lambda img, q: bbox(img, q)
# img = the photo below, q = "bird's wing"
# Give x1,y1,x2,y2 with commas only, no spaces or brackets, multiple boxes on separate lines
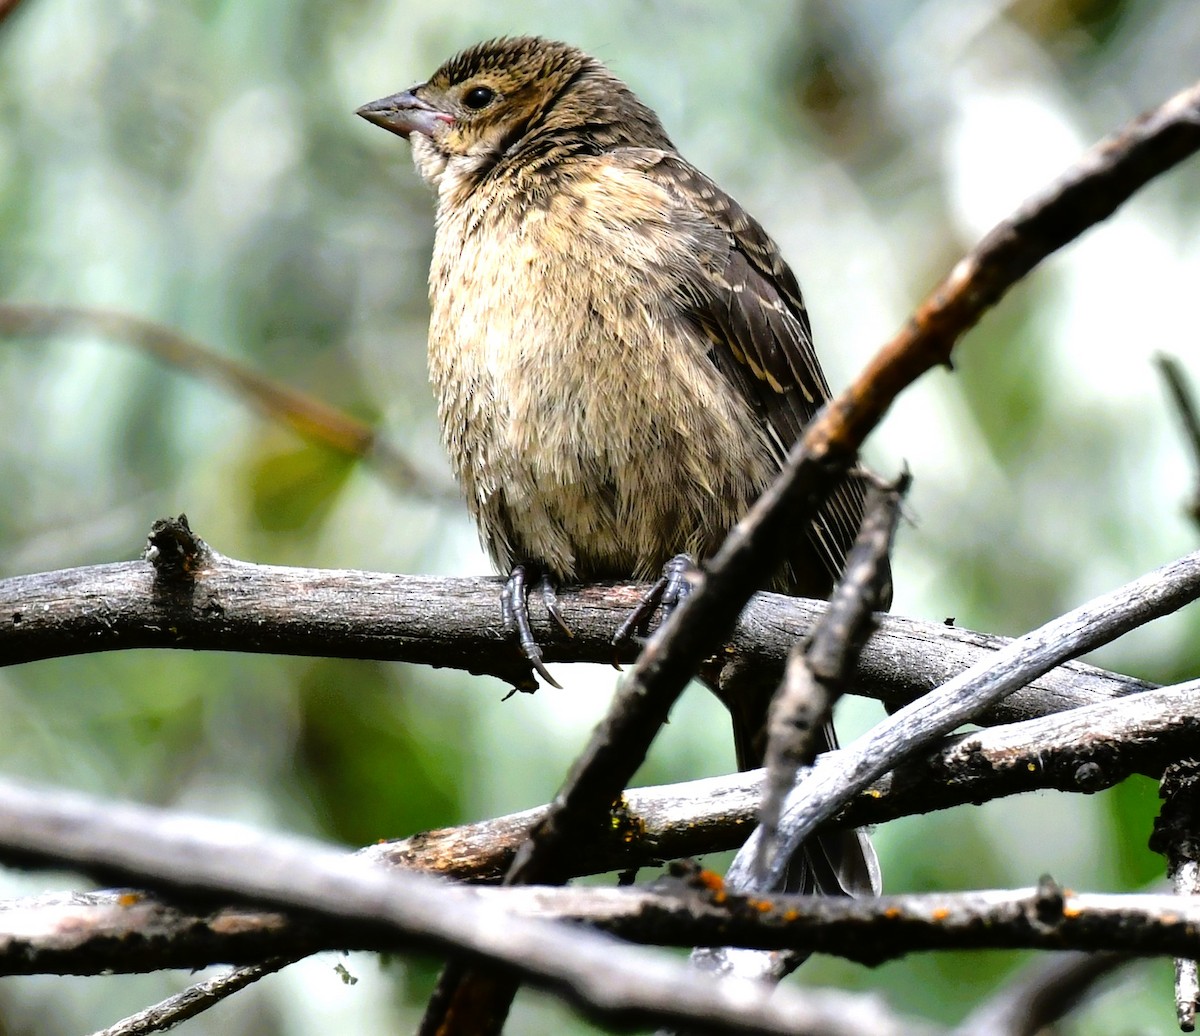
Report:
609,148,866,586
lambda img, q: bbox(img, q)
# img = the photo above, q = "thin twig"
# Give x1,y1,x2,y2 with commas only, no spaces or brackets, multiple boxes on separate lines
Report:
505,74,1200,890
758,475,906,884
951,952,1131,1036
1176,863,1200,1032
725,550,1200,895
0,303,452,501
1156,353,1200,529
88,959,289,1036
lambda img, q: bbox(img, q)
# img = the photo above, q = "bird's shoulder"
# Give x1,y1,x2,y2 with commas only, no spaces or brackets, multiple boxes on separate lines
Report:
600,149,807,305
583,148,830,434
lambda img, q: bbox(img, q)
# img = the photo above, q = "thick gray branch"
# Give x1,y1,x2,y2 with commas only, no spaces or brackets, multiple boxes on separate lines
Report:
0,548,1152,722
0,776,922,1036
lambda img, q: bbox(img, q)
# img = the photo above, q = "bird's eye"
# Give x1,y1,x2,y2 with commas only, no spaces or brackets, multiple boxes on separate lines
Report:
462,85,496,110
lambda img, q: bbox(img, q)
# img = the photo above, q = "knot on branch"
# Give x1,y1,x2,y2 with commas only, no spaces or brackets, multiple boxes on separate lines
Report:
1150,760,1200,870
144,515,208,582
1058,748,1124,793
1072,760,1110,792
1032,874,1066,926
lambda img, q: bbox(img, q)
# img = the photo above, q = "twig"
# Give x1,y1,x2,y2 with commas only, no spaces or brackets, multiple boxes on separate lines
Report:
505,74,1200,890
88,959,288,1036
0,303,452,501
1177,865,1200,1032
758,475,906,884
950,952,1131,1036
726,549,1200,893
1156,354,1200,529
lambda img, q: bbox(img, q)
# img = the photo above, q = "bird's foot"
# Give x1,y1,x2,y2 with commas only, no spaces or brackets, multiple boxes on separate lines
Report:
613,553,696,646
501,564,571,689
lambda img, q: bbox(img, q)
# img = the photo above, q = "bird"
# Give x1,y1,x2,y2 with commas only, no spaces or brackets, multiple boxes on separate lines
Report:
358,36,881,896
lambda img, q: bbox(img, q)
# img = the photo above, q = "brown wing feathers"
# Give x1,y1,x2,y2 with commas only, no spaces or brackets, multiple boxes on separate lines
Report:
644,154,866,586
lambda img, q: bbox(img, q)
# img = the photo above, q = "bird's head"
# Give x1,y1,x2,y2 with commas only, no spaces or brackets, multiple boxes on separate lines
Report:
357,36,671,195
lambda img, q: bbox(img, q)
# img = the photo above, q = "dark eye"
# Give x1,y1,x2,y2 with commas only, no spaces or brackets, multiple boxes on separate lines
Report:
462,85,495,109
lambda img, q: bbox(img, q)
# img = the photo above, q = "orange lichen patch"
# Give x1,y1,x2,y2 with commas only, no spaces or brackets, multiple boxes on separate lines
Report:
931,907,950,921
116,892,143,907
884,906,902,919
1062,902,1082,918
783,908,800,922
695,869,725,893
746,898,774,914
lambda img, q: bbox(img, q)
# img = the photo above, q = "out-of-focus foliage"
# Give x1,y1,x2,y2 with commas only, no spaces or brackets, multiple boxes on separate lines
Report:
0,0,1198,1032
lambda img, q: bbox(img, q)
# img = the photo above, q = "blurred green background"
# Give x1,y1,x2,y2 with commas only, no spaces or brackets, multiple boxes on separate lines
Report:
2,0,1199,1032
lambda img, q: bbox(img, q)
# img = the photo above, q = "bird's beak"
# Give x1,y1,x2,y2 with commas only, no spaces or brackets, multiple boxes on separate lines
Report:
356,89,455,139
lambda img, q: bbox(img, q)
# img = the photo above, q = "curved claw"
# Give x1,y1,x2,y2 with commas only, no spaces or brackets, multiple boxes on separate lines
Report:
613,553,696,647
501,565,563,689
539,575,573,637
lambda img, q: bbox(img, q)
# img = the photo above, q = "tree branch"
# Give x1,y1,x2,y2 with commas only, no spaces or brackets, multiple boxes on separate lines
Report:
502,74,1200,893
1157,353,1200,530
949,952,1131,1036
0,303,452,501
3,680,1196,974
0,525,1156,722
7,879,1200,975
0,777,925,1036
87,959,288,1036
726,550,1200,893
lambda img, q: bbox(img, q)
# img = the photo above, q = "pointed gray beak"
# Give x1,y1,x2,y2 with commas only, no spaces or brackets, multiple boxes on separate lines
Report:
356,89,454,139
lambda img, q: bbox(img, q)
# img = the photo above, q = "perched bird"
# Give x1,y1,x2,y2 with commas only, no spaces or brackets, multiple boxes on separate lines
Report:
359,37,880,895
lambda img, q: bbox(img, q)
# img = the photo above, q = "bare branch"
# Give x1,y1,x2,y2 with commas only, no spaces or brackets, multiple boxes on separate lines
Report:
726,550,1200,893
0,778,925,1036
0,303,452,501
8,880,1200,974
502,74,1200,894
758,475,905,886
365,679,1200,882
88,960,288,1036
950,952,1131,1036
1157,353,1200,530
0,531,1154,720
